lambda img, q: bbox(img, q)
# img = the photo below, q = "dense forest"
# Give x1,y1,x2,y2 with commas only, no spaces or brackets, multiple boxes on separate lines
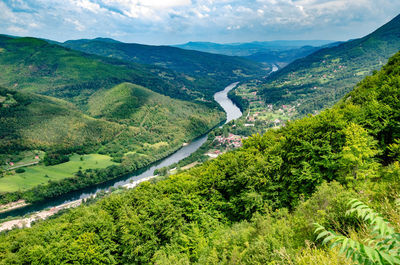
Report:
0,47,399,264
260,13,400,116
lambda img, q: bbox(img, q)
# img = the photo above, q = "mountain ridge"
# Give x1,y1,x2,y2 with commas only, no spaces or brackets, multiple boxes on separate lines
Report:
260,13,400,116
60,37,268,97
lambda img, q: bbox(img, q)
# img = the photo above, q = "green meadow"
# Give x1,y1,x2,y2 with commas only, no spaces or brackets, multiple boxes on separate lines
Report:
0,154,116,193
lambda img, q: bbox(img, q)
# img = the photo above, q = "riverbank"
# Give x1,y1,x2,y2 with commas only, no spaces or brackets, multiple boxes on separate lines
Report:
0,174,159,232
0,158,206,232
0,200,29,214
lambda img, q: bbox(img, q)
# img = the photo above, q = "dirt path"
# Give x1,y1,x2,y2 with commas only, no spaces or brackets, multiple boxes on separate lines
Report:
7,161,39,171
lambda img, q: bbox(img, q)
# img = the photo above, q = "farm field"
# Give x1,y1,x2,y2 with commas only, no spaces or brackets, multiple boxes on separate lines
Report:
0,154,117,193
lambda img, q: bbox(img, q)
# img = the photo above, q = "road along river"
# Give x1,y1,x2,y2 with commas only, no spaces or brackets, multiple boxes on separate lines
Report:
0,82,243,227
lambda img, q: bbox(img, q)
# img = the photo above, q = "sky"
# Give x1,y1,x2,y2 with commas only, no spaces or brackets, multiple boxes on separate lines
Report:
1,0,400,45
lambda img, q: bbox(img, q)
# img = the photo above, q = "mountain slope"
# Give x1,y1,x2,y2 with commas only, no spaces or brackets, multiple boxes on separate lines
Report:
0,86,121,155
0,35,208,107
1,48,399,264
260,13,400,116
61,38,267,96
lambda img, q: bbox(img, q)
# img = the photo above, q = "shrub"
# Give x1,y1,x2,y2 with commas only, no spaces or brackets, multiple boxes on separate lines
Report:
15,168,25,173
314,199,400,265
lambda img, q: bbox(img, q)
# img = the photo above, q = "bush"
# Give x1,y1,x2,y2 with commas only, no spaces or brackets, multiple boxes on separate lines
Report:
15,168,25,173
43,152,70,166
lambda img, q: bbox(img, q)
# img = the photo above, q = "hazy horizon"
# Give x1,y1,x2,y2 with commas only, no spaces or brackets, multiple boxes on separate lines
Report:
1,0,400,45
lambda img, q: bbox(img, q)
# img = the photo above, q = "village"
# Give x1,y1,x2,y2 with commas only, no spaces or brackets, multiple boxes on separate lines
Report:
234,82,298,129
205,133,245,158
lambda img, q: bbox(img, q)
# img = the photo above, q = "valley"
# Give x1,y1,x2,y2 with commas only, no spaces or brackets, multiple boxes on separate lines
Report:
0,5,399,264
0,82,242,225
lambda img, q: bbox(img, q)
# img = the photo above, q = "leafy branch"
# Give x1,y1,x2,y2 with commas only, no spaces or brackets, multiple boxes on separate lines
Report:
314,199,400,264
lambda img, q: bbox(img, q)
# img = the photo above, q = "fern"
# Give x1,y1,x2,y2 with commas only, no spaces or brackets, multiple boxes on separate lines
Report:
314,199,400,265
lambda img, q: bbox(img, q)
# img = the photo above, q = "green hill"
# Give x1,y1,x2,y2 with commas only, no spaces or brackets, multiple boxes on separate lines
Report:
260,13,400,116
0,86,121,154
61,38,267,96
0,35,211,107
0,48,399,264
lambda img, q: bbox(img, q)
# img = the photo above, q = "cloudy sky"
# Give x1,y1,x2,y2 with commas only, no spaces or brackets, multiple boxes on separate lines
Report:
1,0,400,44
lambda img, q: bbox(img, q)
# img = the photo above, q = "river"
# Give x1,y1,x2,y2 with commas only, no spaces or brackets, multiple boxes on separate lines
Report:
0,82,242,220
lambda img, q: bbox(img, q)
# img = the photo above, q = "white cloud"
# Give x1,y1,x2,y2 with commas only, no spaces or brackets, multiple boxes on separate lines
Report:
0,0,399,43
73,0,104,13
6,26,28,34
65,18,86,31
139,0,191,8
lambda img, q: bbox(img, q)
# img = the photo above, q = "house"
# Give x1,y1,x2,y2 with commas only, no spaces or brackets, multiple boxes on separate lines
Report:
273,119,281,126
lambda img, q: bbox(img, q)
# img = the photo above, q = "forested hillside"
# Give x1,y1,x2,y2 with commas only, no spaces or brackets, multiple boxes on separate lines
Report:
0,35,215,106
1,48,398,264
61,38,267,98
261,13,400,116
0,86,121,155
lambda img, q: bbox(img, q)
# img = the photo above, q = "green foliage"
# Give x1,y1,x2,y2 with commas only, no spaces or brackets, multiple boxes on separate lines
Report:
314,199,400,265
338,123,380,182
43,152,70,166
14,168,25,174
388,139,400,160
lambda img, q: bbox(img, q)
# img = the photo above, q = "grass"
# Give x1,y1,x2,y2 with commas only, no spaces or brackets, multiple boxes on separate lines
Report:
0,154,116,192
3,151,45,170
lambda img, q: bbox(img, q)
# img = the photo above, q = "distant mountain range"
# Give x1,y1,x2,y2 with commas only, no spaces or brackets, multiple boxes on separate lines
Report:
60,38,267,98
260,13,400,116
244,42,342,67
173,40,335,56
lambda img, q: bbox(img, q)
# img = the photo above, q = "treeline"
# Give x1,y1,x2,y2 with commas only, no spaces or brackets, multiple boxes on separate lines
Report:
0,52,398,264
227,88,249,112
